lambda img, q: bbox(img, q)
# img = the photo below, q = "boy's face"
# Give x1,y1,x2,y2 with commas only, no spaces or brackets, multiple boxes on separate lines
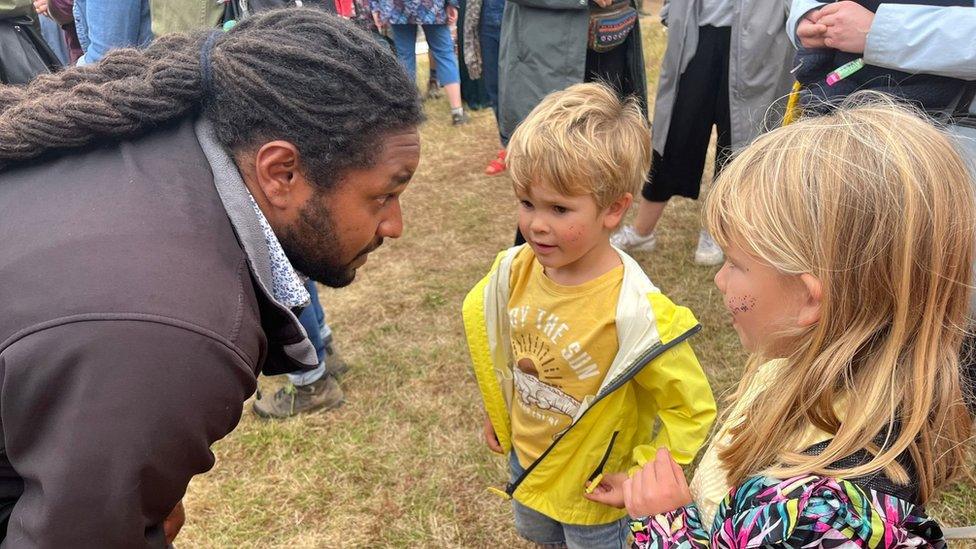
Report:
516,181,628,277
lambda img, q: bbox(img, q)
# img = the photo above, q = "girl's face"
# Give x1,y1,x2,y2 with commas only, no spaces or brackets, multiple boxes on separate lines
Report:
713,241,818,355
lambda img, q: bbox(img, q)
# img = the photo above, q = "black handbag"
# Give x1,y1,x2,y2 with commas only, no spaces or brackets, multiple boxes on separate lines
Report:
0,16,61,84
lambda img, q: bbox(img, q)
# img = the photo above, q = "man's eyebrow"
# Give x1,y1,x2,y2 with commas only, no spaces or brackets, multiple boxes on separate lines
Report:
389,172,413,188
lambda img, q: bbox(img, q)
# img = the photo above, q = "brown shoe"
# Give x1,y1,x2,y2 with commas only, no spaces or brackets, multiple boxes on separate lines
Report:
253,374,344,419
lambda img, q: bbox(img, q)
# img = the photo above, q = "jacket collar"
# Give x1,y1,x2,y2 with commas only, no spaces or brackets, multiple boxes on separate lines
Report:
193,116,318,370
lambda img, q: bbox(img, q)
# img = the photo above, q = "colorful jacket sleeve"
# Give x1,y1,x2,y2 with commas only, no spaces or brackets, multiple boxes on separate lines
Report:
630,475,947,548
631,293,716,468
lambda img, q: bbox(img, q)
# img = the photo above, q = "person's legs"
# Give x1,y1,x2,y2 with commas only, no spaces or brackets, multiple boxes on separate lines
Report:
563,518,629,549
253,281,345,419
481,22,507,174
390,24,419,83
509,452,567,547
422,24,466,123
615,26,727,255
692,25,732,266
426,48,443,99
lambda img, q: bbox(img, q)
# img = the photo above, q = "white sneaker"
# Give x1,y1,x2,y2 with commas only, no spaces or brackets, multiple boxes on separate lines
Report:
694,230,724,266
611,225,657,252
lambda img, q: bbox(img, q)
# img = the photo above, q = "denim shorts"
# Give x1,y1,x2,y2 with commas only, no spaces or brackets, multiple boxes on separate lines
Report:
509,452,629,549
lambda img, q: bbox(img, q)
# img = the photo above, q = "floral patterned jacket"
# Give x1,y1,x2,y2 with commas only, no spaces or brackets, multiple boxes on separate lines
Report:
369,0,458,25
631,475,945,548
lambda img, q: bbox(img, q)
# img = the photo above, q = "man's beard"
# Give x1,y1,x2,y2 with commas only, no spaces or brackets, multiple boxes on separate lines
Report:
277,194,377,288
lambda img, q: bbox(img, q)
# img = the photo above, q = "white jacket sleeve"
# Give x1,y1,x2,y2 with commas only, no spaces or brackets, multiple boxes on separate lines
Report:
864,5,976,80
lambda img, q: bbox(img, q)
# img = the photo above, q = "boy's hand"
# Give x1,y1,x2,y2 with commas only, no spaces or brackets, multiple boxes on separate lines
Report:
582,472,628,508
622,448,692,518
483,416,503,453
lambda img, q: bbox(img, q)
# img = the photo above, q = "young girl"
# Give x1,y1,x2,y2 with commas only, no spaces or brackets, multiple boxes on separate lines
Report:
623,100,975,546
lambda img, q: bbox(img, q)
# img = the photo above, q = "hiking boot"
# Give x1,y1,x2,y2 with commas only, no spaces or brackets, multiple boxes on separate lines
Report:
611,225,657,252
694,229,724,266
252,374,344,419
425,78,443,100
452,111,469,126
323,342,349,378
485,149,507,176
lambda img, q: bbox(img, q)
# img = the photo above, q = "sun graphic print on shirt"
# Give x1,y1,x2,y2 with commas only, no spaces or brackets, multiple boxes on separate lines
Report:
505,254,622,464
512,333,583,421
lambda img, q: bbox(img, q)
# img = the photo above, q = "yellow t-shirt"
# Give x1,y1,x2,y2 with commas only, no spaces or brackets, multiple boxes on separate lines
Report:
507,251,623,468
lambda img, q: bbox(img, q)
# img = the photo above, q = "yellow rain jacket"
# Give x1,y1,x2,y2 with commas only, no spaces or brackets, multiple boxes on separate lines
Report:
462,245,716,525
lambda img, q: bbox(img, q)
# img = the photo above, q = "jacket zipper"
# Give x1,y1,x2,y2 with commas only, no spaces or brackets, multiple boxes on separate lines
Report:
505,323,702,497
587,431,620,483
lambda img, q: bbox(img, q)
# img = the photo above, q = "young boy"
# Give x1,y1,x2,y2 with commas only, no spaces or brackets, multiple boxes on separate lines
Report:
462,83,716,548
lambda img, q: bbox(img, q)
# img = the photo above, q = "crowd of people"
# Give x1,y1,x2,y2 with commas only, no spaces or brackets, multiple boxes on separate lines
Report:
0,0,974,546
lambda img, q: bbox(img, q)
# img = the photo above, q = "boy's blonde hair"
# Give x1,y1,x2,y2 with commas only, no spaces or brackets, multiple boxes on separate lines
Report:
705,96,975,503
507,83,651,209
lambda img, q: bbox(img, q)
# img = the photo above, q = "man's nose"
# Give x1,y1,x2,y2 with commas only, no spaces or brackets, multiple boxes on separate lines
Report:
379,201,404,239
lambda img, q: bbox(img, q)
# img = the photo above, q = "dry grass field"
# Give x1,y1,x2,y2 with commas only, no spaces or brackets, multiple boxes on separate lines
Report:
180,15,976,547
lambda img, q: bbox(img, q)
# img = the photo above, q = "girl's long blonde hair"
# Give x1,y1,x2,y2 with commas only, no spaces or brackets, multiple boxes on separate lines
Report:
705,96,975,503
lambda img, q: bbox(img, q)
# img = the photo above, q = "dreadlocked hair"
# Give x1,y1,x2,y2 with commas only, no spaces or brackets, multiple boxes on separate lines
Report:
0,8,424,182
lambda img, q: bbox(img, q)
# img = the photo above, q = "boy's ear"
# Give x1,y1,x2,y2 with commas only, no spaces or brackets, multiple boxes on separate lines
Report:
796,273,823,327
602,192,633,230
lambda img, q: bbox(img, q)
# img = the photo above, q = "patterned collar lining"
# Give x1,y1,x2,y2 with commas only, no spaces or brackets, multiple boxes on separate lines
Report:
246,193,310,309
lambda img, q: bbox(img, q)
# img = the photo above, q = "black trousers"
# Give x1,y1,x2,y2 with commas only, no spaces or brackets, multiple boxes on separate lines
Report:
642,25,732,203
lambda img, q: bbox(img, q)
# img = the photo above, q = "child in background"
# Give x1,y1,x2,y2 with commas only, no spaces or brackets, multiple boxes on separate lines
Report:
462,83,716,548
620,98,974,547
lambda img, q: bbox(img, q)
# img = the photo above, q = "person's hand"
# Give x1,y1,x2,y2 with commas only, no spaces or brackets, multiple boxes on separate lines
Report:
593,0,613,7
796,8,828,48
371,10,385,29
622,448,692,518
446,5,458,25
32,0,49,16
582,472,629,508
817,1,874,53
163,500,186,545
483,416,503,453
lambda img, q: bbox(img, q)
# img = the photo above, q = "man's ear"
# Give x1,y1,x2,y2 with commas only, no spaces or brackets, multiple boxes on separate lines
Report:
252,140,306,210
603,192,633,230
797,273,823,327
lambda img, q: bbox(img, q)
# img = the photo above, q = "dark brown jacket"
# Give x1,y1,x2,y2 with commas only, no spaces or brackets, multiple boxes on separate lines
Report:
0,117,316,547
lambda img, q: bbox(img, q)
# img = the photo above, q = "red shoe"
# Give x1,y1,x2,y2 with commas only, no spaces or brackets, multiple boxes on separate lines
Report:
485,149,507,176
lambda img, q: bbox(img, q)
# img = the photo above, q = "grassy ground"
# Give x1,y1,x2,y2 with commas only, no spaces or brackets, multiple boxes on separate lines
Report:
180,16,976,547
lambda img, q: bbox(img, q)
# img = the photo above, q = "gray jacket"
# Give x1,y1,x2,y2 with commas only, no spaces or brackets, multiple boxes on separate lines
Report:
497,0,648,139
0,117,315,546
653,0,796,152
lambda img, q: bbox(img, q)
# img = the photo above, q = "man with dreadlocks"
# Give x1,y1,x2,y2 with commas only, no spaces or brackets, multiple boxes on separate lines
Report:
0,8,423,546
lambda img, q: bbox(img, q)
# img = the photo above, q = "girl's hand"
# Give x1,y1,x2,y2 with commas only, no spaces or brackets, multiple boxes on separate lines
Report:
582,472,628,508
483,416,503,453
446,5,458,25
622,448,692,518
